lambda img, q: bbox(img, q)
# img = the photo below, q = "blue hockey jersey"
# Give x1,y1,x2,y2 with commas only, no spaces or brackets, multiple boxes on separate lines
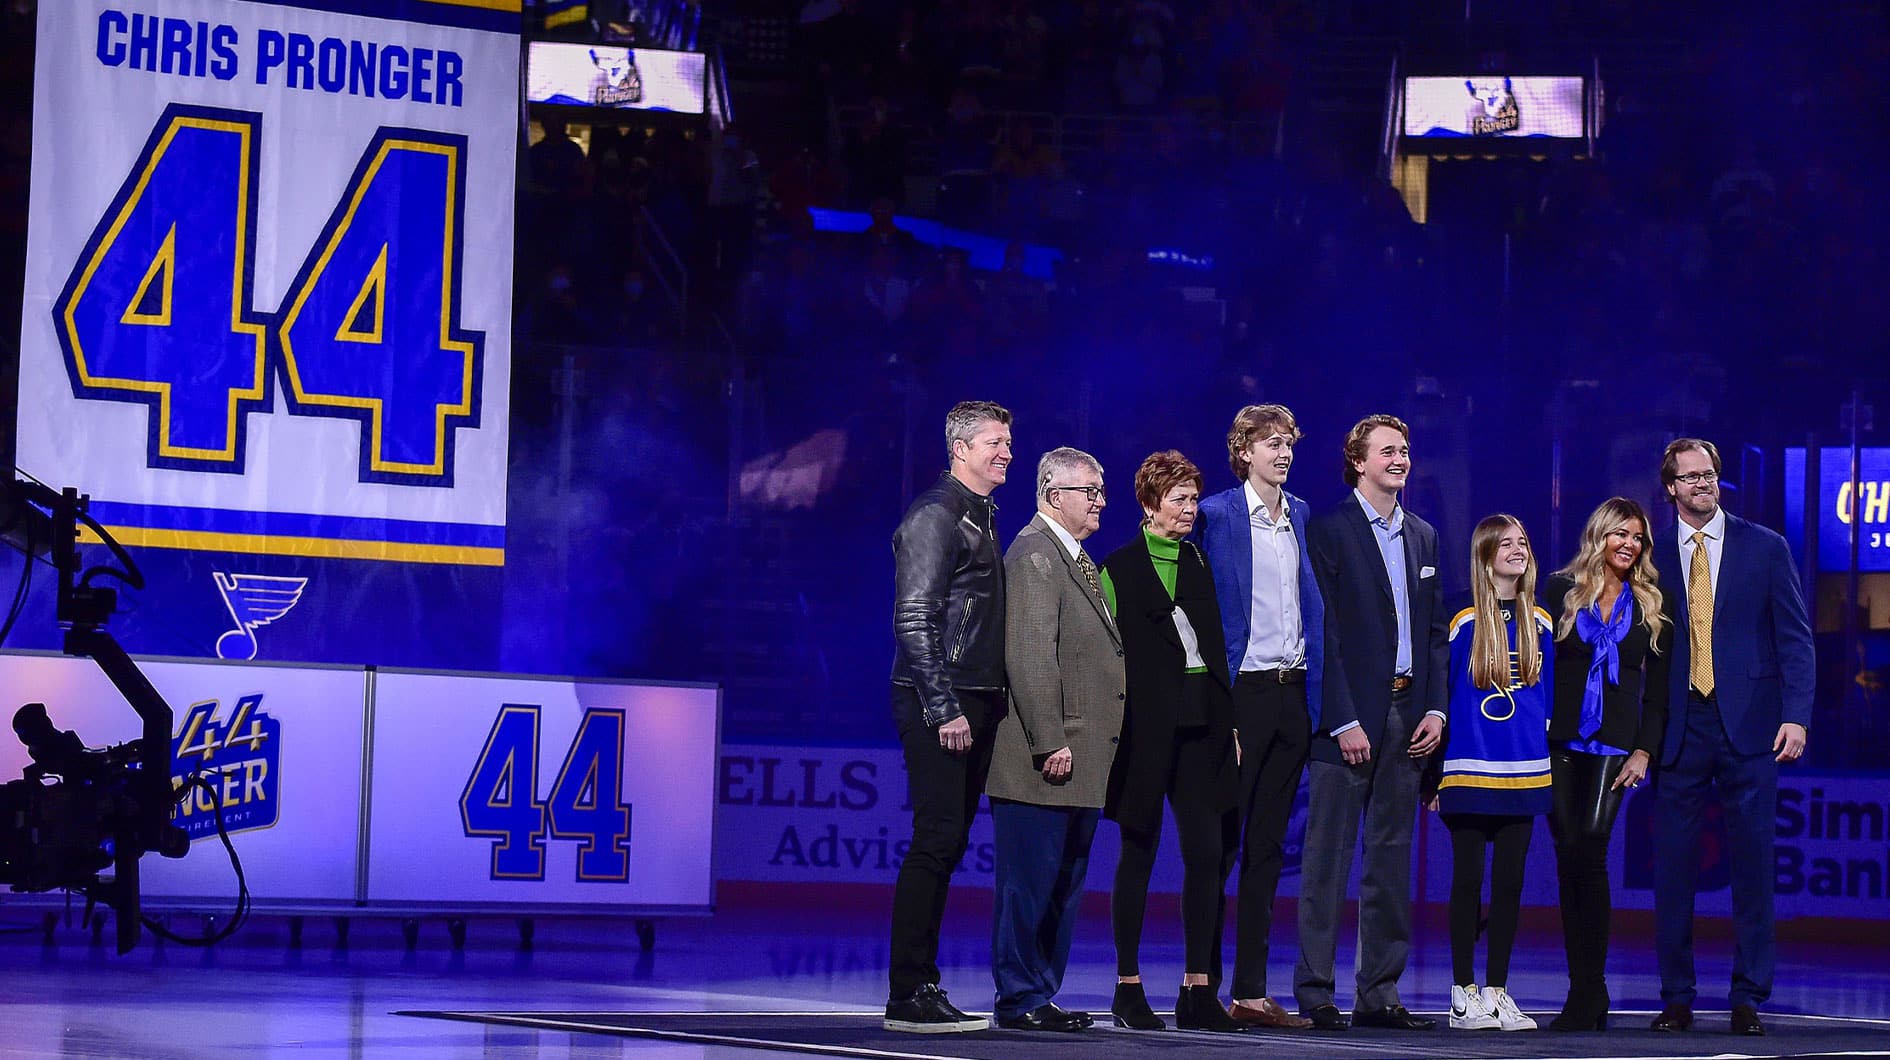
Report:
1437,602,1555,816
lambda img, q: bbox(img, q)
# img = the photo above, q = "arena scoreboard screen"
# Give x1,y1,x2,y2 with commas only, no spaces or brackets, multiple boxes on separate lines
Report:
526,42,706,114
1403,75,1586,139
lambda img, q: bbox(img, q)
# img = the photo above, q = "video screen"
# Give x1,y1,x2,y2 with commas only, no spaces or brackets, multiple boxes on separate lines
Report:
1403,76,1584,139
526,42,706,113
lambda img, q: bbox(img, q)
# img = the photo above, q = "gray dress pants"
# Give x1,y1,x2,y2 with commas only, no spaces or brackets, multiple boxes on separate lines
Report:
1293,696,1424,1013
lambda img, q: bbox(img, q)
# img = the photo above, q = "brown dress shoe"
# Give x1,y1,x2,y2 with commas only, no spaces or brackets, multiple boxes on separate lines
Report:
1230,998,1314,1029
1649,1003,1694,1032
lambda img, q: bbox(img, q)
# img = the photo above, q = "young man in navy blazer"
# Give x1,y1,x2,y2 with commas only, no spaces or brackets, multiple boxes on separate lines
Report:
1648,439,1814,1038
1191,405,1321,1029
1293,414,1447,1032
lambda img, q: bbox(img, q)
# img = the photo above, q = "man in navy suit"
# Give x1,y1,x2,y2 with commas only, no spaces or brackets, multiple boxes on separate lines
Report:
1649,438,1814,1038
1292,414,1447,1032
1192,405,1321,1029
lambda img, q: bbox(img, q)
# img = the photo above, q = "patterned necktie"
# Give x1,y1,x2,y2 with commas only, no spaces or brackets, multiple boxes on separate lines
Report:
1687,530,1715,697
1077,551,1112,626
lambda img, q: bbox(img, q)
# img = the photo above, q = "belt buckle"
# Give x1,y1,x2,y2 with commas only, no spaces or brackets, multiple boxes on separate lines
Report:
1391,675,1412,693
1276,668,1292,684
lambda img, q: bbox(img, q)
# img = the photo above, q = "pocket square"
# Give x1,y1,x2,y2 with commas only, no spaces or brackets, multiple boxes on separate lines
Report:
1419,565,1436,579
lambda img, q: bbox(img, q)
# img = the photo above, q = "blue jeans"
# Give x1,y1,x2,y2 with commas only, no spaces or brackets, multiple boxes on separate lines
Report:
990,799,1100,1019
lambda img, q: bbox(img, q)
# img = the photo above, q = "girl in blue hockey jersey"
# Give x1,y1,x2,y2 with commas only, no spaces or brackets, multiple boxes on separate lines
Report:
1433,514,1554,1031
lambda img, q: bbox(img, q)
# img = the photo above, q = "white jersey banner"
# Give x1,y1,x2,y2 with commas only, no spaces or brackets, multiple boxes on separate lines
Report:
17,0,519,566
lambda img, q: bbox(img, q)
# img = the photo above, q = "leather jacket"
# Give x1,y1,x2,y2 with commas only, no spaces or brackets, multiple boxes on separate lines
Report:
891,472,1007,725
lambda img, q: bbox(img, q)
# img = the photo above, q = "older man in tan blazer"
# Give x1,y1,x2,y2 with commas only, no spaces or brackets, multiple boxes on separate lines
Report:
987,447,1126,1032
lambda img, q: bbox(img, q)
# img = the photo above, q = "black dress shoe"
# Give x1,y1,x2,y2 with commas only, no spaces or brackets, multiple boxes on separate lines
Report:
883,984,989,1033
1302,1003,1350,1031
1649,1003,1694,1032
1353,1004,1438,1030
1731,1004,1765,1036
1110,982,1167,1031
997,1003,1087,1032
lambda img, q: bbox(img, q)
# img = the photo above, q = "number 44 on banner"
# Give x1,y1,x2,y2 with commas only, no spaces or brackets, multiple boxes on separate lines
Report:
54,102,485,486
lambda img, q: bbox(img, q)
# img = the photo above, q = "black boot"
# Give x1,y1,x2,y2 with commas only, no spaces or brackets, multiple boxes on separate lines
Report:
1175,985,1244,1033
1550,859,1610,1031
1111,982,1166,1031
1550,985,1609,1031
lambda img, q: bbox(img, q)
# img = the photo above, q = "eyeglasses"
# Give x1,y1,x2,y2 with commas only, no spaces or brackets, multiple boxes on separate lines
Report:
1048,484,1106,502
1674,470,1719,486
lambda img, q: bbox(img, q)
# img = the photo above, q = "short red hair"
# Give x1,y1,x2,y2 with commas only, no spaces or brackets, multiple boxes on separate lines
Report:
1134,450,1203,513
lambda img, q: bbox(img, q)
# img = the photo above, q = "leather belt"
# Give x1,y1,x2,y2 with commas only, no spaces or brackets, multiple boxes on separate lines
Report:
1391,675,1414,693
1245,667,1306,685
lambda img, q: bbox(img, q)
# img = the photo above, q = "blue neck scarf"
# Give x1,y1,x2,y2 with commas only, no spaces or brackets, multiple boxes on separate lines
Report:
1573,590,1633,740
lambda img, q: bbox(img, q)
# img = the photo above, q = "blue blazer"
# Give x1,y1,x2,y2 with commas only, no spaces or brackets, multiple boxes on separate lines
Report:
1306,498,1448,764
1656,512,1815,765
1191,484,1324,730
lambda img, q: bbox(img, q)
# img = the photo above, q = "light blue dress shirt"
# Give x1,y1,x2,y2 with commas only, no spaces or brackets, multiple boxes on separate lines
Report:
1357,489,1413,677
1331,489,1432,740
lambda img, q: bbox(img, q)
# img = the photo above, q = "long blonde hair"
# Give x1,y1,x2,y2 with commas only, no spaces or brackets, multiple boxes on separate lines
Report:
1469,514,1542,690
1553,497,1667,647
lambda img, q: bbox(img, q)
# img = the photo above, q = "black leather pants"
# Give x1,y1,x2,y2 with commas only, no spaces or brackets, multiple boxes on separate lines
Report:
1551,748,1628,844
1548,747,1628,1000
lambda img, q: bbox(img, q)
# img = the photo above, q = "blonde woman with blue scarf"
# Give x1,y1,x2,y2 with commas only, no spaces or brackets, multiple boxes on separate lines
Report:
1540,498,1672,1031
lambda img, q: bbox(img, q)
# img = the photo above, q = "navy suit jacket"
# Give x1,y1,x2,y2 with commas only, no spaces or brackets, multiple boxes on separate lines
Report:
1657,512,1815,765
1305,497,1449,766
1191,484,1324,730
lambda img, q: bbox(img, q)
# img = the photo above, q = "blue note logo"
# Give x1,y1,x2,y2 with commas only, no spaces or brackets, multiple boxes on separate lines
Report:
213,572,308,660
172,694,281,840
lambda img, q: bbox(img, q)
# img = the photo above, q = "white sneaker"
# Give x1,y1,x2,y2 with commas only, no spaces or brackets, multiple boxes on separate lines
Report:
1450,984,1500,1030
1484,986,1538,1031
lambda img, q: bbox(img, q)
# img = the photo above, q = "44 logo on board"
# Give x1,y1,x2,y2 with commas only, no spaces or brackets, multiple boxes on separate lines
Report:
171,694,282,840
460,705,634,883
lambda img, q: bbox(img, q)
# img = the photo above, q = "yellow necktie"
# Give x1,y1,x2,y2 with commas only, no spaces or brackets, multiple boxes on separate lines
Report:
1688,530,1714,697
1077,551,1113,628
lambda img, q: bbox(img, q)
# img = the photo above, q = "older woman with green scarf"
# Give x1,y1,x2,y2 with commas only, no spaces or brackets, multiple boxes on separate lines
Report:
1098,449,1241,1033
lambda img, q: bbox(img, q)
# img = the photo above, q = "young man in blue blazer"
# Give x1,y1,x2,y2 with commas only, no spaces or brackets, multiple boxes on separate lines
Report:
1190,405,1322,1029
1648,438,1814,1038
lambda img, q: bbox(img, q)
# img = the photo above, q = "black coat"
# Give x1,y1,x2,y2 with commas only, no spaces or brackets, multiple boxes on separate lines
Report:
891,473,1007,725
1305,497,1448,765
1101,534,1237,835
1541,575,1673,755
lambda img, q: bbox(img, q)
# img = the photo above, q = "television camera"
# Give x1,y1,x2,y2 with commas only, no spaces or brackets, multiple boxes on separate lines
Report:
1,479,192,952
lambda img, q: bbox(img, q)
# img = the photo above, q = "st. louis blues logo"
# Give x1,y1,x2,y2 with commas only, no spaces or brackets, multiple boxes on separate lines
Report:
213,572,308,660
173,694,282,840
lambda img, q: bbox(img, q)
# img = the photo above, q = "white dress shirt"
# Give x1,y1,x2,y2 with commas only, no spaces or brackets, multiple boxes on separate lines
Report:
1175,607,1208,670
1239,481,1304,672
1041,511,1084,563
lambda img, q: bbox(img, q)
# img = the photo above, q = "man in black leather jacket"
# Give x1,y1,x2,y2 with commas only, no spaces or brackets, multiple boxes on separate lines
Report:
884,400,1012,1034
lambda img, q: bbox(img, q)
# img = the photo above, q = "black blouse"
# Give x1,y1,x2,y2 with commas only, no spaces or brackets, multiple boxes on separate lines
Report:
1541,574,1674,756
1100,534,1236,834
